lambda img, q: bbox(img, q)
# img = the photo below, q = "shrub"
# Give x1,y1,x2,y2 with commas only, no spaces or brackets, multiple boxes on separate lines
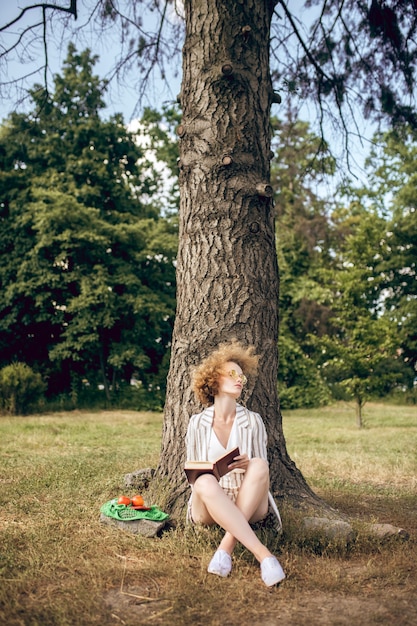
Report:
278,380,331,409
0,363,46,415
44,382,166,412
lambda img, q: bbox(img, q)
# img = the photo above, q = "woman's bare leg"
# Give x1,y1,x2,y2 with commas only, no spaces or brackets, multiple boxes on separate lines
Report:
218,458,270,555
191,459,271,562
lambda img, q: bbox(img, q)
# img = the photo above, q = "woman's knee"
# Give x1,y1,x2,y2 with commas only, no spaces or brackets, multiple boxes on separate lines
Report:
192,473,220,498
247,457,269,483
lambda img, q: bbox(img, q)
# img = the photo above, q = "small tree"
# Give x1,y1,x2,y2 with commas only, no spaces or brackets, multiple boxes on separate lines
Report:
314,207,411,425
0,363,45,415
317,316,403,427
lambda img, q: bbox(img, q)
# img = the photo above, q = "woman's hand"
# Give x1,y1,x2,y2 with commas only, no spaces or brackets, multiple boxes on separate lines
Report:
228,453,249,471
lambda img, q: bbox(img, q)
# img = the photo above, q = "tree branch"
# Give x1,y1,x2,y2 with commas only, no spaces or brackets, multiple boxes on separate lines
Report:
0,1,78,108
0,1,77,33
0,21,43,59
275,0,333,84
42,5,48,97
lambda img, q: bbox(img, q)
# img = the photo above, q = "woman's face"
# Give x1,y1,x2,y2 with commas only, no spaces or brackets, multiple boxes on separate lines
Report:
217,361,247,399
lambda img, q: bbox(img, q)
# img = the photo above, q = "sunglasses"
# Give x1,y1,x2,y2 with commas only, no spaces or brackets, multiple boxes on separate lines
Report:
227,369,247,386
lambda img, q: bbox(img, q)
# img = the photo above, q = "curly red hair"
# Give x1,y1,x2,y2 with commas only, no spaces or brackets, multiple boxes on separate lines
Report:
192,339,259,406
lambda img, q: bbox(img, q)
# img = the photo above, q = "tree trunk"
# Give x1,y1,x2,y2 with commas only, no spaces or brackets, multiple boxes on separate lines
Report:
157,0,321,519
99,347,111,402
356,397,364,428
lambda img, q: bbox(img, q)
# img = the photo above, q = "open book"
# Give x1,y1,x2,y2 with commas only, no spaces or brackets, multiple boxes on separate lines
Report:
184,446,240,484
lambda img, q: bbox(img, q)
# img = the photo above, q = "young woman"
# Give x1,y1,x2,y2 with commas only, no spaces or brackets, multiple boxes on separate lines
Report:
186,340,285,587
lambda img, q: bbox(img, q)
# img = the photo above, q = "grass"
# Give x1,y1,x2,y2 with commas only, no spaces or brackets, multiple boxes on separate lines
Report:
0,403,416,626
283,402,417,497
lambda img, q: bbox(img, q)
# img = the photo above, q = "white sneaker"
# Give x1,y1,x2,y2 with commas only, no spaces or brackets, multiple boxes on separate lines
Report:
207,549,232,577
260,556,285,587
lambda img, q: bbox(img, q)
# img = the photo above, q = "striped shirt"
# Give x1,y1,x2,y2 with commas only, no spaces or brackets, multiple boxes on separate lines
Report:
185,403,282,529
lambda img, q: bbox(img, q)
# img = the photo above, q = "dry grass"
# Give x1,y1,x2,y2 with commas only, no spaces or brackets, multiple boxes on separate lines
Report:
0,403,416,625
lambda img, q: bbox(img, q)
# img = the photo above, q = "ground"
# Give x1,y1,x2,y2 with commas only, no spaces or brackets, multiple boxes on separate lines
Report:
103,492,417,626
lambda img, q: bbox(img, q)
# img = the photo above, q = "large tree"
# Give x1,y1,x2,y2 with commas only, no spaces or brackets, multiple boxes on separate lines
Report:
157,0,417,517
311,205,408,427
2,0,417,520
159,1,319,516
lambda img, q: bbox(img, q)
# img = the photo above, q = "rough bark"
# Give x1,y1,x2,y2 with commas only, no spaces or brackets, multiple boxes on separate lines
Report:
157,0,322,519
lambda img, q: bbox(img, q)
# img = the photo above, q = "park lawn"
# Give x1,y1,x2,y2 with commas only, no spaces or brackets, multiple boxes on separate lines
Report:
0,402,416,626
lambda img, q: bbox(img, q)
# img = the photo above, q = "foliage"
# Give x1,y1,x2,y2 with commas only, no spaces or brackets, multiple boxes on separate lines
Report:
2,44,417,416
136,105,181,215
272,113,416,413
0,362,45,415
3,0,417,519
0,45,177,402
273,0,417,138
315,316,405,427
313,203,414,424
277,333,331,409
357,127,417,373
272,112,337,408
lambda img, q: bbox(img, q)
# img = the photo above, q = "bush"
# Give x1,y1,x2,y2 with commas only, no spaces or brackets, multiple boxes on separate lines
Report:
278,380,331,410
115,383,165,412
379,385,417,406
44,382,165,413
0,363,46,415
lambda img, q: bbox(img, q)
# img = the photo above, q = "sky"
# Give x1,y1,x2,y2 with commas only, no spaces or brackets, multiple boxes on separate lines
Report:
0,1,182,123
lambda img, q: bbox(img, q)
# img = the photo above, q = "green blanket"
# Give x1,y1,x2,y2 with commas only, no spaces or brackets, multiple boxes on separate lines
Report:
100,499,169,522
